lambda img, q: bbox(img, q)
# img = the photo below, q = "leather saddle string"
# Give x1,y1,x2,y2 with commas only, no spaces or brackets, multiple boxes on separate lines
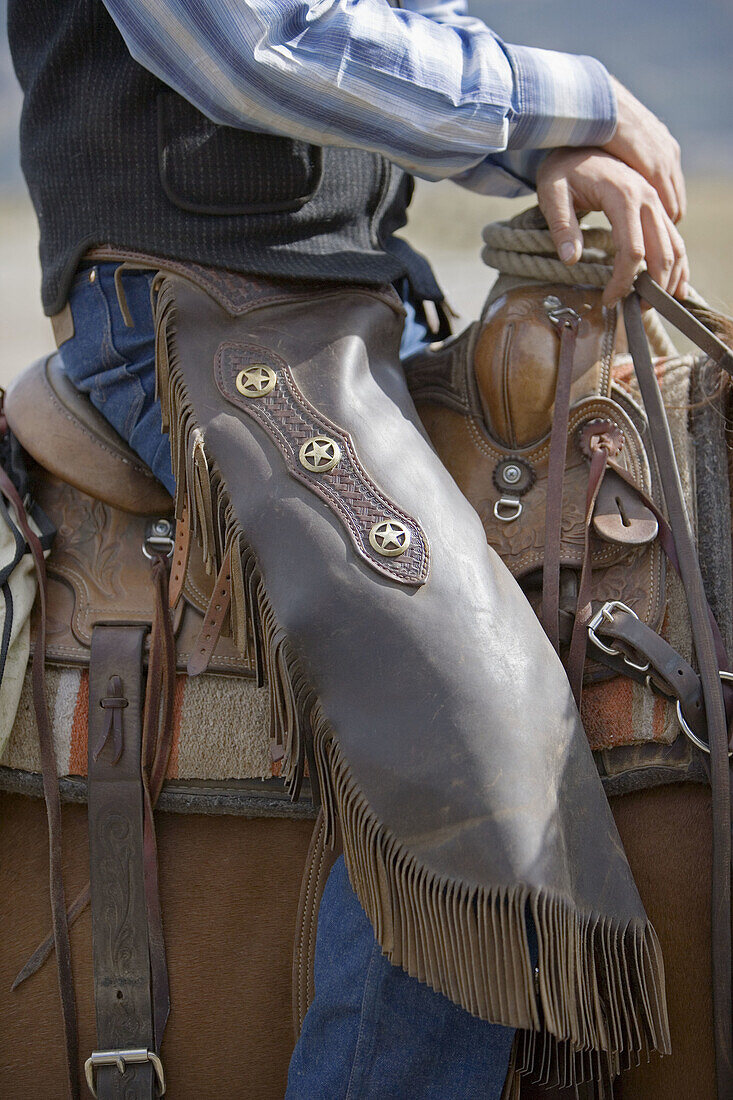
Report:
0,464,80,1100
624,292,733,1098
541,312,580,651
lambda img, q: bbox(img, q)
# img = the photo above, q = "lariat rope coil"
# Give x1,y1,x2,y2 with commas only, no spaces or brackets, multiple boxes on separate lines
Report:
480,206,708,360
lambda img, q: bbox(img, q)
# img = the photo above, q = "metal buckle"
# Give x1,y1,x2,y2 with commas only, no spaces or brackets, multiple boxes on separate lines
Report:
85,1049,166,1097
493,496,523,523
676,671,733,757
587,600,650,673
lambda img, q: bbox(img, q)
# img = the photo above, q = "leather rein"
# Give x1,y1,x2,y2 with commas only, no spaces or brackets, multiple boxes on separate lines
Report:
625,277,733,1098
588,274,733,1097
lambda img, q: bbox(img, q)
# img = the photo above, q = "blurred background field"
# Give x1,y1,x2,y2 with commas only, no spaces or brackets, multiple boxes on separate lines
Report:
1,0,731,383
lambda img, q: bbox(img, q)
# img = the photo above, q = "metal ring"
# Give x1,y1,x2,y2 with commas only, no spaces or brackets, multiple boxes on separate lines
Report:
493,497,523,523
676,670,733,757
142,536,175,560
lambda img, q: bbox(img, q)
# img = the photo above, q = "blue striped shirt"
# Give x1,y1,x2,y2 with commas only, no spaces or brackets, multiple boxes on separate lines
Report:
101,0,617,196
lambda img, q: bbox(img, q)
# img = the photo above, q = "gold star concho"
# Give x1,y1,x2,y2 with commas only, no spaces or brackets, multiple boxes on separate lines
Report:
299,435,341,474
369,519,411,557
235,364,277,398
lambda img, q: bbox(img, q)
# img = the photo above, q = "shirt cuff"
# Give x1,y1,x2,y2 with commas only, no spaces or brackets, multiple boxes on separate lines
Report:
501,43,617,151
451,148,551,197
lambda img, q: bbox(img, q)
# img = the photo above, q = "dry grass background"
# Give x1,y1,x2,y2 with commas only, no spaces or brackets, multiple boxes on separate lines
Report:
0,176,731,387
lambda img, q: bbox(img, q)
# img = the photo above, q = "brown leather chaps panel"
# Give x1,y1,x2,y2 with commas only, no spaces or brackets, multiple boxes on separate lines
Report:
0,792,313,1100
154,272,669,1083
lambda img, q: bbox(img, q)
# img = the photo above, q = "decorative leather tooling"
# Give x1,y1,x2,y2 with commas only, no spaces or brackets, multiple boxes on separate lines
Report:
215,341,429,585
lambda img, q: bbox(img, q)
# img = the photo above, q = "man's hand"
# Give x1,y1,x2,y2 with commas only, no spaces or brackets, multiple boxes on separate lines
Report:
603,77,686,225
536,148,689,307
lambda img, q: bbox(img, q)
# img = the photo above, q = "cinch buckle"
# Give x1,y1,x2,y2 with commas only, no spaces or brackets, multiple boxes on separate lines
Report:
587,600,650,674
85,1048,166,1097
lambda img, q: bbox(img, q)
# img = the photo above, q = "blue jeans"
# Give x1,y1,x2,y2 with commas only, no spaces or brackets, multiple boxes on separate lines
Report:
287,857,516,1099
60,262,516,1099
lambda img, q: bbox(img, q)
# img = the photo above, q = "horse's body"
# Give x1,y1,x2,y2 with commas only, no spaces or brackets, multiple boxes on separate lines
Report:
0,783,716,1099
0,794,315,1099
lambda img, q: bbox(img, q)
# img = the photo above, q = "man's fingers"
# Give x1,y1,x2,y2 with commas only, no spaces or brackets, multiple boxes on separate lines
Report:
648,171,680,226
538,177,583,265
672,157,688,224
639,203,676,292
603,200,646,307
639,204,689,301
664,215,689,300
535,148,691,305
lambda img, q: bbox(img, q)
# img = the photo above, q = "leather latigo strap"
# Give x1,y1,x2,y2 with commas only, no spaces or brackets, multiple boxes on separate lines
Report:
541,304,580,651
88,624,157,1100
154,268,669,1086
624,292,733,1098
636,270,733,373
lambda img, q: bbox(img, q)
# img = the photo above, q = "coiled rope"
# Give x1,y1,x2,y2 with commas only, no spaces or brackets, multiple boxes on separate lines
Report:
480,206,687,358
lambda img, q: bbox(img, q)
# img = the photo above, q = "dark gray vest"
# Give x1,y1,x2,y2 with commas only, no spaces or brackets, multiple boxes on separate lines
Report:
8,0,439,316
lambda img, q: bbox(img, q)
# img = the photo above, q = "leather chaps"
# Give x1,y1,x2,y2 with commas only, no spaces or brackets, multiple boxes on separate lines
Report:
152,268,670,1086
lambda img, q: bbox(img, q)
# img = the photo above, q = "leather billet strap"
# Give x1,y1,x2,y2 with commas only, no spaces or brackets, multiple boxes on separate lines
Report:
588,601,710,735
624,291,733,1098
13,555,176,1069
87,624,157,1100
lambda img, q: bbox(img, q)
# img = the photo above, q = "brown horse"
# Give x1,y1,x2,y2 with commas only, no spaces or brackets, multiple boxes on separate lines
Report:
0,783,716,1099
1,302,731,1099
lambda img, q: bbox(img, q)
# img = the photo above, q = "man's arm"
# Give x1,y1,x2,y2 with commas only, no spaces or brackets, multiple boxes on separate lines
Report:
101,0,616,187
102,0,688,303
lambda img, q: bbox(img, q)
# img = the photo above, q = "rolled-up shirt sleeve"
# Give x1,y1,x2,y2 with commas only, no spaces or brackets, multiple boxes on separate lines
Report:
101,0,617,195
